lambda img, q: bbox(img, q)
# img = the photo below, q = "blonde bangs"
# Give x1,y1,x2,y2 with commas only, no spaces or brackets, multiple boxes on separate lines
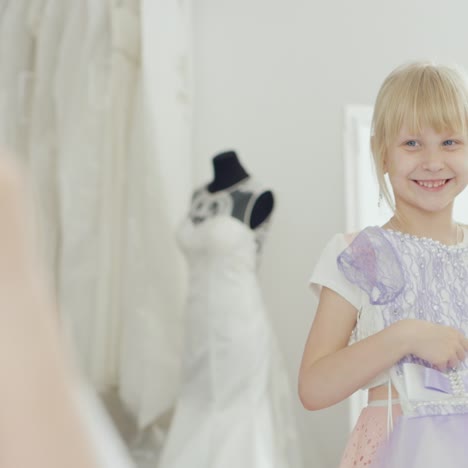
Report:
400,67,468,140
374,63,468,149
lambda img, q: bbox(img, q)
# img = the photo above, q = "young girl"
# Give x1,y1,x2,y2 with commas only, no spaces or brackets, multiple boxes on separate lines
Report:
299,61,468,467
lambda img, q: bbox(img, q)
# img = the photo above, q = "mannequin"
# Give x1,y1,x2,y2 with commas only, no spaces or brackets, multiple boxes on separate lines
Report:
206,150,274,229
158,150,302,468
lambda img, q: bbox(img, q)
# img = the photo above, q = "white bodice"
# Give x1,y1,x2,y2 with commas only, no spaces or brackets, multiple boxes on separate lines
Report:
179,177,272,262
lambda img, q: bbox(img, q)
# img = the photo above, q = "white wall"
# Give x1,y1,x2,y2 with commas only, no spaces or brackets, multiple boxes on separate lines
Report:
192,1,468,466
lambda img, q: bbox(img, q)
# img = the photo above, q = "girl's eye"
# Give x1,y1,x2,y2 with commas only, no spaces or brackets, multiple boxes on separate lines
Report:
443,139,457,146
405,140,418,147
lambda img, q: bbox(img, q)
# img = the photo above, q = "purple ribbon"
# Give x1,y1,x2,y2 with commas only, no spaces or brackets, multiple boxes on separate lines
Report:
424,367,468,394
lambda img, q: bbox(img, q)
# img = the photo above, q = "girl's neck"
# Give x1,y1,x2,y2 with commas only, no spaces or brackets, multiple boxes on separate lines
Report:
384,208,461,245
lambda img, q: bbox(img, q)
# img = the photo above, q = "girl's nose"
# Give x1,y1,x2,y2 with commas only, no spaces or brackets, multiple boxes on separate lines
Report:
421,148,445,171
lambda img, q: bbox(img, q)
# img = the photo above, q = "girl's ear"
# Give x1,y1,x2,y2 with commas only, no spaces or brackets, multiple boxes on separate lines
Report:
383,157,388,174
371,136,388,174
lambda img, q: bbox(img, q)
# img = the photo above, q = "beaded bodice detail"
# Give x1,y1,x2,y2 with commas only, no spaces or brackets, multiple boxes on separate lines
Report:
338,226,468,417
187,177,272,256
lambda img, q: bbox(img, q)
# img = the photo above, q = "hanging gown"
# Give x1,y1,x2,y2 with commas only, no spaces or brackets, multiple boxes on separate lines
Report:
0,0,35,159
27,0,67,288
158,177,302,468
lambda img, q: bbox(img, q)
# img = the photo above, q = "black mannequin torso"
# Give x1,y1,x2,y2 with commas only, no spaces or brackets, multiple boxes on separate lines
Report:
205,151,274,229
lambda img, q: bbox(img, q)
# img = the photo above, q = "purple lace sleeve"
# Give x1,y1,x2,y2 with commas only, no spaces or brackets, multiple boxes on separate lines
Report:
337,227,405,305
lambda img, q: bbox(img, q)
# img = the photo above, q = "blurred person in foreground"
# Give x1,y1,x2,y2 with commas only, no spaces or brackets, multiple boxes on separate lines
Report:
0,154,134,468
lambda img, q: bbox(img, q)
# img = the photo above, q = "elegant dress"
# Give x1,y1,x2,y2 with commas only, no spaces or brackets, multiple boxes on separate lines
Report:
27,0,67,288
54,0,113,390
312,225,468,467
158,177,301,468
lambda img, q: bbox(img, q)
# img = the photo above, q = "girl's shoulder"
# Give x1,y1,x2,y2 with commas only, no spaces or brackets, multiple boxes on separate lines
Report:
321,228,365,248
337,226,406,305
309,227,381,308
330,226,383,248
316,227,385,264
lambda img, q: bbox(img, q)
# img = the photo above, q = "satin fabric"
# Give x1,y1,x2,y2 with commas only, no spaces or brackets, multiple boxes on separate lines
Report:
371,414,468,467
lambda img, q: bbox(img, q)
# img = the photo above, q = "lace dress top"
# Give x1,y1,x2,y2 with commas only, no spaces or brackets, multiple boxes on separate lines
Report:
337,226,468,417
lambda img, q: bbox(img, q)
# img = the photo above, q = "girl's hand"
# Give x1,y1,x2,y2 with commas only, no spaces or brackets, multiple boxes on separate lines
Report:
399,319,468,370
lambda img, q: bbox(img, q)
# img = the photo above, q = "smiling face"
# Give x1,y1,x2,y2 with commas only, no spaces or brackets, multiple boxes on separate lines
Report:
385,127,468,216
371,62,468,211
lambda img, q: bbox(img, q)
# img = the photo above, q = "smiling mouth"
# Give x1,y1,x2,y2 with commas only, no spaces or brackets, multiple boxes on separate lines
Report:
413,178,453,189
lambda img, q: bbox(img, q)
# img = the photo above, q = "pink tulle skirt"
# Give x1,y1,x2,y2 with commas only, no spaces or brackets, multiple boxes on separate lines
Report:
339,404,402,468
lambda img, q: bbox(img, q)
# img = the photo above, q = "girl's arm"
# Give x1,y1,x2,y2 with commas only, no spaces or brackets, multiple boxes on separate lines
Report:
298,286,410,410
299,286,468,410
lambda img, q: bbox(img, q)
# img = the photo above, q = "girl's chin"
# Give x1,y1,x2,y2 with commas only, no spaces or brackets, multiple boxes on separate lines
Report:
394,199,454,215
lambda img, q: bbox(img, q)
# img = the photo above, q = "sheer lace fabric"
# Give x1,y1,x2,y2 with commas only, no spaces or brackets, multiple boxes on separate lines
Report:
338,226,468,416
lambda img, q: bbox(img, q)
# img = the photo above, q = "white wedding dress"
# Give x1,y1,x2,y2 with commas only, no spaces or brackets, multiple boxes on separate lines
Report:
158,177,302,468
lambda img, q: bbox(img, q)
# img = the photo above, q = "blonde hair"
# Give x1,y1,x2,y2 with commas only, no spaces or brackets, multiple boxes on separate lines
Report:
371,61,468,210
